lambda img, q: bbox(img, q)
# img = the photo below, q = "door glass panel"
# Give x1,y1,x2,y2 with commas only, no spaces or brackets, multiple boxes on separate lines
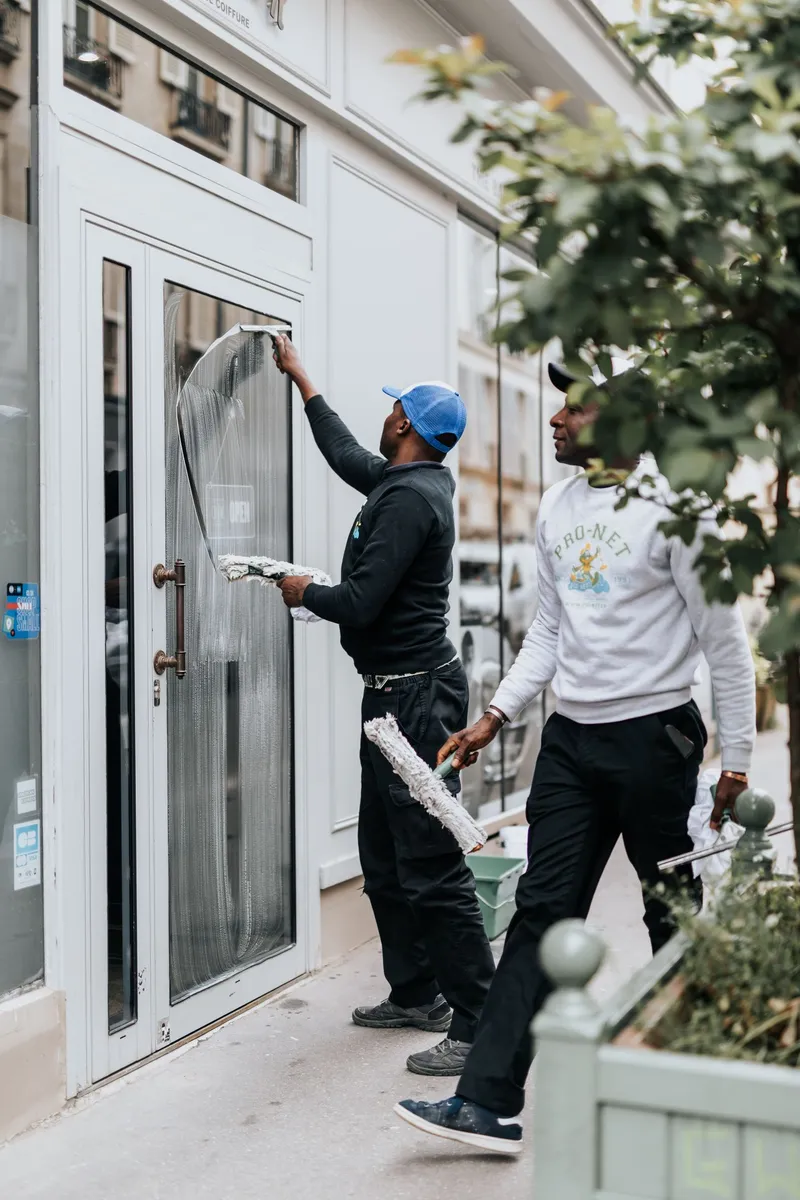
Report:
456,220,503,820
498,245,547,809
163,284,294,1003
103,260,137,1031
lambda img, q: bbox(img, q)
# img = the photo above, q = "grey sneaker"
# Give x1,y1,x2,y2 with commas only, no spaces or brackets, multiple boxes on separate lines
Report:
406,1037,471,1076
352,995,452,1032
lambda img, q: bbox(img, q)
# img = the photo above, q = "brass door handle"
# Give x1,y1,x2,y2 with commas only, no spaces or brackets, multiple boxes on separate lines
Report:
153,560,186,678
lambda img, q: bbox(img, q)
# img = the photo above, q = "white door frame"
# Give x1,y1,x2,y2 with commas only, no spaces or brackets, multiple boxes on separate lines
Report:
55,154,314,1092
84,223,156,1079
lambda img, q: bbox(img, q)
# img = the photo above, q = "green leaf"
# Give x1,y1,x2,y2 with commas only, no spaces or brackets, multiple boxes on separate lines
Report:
759,604,800,657
662,448,718,491
752,131,799,162
638,180,673,211
689,231,725,268
745,389,778,422
618,415,648,458
555,180,598,226
748,71,783,110
604,302,633,347
734,435,774,461
521,274,553,312
536,221,561,265
451,118,478,144
566,379,595,407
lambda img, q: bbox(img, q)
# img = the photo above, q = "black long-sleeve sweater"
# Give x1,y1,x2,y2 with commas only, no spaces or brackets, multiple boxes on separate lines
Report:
301,396,457,675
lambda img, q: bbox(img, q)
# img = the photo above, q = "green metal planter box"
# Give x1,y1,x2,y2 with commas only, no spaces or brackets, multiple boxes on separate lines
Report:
467,853,525,940
531,790,800,1200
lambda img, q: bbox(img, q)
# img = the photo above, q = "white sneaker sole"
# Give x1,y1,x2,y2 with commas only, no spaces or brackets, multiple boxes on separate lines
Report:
393,1103,523,1156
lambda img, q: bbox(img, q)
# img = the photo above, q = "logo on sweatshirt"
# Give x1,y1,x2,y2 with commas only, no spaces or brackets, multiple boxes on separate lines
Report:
553,522,632,564
568,543,610,595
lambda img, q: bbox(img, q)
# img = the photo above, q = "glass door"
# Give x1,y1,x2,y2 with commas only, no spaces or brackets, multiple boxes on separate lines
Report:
148,250,304,1045
84,224,304,1080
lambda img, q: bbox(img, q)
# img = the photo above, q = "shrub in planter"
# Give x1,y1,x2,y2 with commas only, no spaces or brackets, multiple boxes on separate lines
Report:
646,879,800,1067
529,798,799,1200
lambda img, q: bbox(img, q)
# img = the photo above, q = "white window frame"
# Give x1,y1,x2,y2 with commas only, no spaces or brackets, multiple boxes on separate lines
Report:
108,18,138,65
159,48,189,89
252,104,276,142
216,82,238,117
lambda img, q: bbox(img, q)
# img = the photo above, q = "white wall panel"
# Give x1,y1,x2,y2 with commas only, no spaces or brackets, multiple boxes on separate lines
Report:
176,0,331,94
320,155,451,869
343,0,523,206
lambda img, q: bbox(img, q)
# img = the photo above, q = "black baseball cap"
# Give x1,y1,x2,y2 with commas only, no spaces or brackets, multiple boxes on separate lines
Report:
548,362,598,392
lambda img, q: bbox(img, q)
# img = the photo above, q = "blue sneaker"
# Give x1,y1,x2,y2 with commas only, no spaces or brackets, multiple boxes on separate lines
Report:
394,1096,523,1156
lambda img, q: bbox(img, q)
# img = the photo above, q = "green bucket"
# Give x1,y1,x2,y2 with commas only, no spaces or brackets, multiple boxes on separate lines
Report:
467,853,525,941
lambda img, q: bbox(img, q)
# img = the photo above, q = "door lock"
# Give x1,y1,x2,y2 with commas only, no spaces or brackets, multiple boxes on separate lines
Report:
153,560,187,679
153,678,161,707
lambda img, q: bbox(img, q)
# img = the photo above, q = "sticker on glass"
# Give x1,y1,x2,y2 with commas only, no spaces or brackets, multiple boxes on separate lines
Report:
16,777,37,815
205,484,255,541
4,583,40,640
14,820,41,890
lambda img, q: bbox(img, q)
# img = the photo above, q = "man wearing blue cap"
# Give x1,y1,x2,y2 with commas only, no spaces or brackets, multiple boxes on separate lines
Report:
272,336,495,1077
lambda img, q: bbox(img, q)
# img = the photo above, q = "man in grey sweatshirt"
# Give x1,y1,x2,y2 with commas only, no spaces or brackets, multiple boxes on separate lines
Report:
394,362,756,1155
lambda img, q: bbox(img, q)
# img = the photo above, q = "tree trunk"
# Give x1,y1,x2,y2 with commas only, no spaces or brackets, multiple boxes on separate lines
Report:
787,648,800,875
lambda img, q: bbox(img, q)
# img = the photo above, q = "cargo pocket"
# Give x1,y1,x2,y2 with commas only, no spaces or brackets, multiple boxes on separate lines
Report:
395,677,432,754
388,783,459,859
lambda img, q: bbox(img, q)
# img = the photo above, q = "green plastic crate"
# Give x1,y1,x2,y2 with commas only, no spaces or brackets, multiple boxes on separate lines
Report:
467,853,526,940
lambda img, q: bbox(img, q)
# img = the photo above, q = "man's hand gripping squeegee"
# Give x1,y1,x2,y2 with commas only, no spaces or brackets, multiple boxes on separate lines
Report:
217,556,332,623
363,714,487,855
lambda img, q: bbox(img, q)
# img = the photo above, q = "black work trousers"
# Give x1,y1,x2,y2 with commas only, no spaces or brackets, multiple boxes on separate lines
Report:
359,660,495,1044
457,701,706,1115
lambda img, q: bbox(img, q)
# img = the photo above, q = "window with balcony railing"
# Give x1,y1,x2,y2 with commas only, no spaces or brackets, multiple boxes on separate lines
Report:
171,88,231,155
63,24,124,105
62,2,300,202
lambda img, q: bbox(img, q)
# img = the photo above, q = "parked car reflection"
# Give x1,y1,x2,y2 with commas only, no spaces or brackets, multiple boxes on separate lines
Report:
459,619,543,821
459,540,538,657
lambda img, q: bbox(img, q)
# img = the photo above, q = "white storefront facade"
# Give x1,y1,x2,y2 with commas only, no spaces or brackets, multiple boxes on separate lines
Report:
0,0,685,1140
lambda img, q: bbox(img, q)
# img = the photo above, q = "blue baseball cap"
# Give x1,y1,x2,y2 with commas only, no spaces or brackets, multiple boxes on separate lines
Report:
382,381,467,455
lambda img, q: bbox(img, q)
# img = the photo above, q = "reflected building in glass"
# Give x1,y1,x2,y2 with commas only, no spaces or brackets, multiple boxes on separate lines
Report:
0,0,42,996
63,1,299,200
456,219,573,820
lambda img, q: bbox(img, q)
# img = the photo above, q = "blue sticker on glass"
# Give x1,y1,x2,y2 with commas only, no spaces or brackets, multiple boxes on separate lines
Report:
4,583,40,641
14,819,41,890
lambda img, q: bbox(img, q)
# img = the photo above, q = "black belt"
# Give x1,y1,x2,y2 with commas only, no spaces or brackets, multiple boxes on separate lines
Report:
362,655,458,690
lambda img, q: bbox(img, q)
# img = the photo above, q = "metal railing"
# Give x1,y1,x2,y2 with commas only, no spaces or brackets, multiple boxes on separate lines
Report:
0,1,21,55
172,89,231,152
63,26,124,102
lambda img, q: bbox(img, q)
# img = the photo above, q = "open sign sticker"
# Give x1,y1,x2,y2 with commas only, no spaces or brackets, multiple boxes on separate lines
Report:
205,484,255,541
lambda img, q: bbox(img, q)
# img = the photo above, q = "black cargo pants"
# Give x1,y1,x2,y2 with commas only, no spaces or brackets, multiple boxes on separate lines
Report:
457,701,706,1115
358,659,495,1044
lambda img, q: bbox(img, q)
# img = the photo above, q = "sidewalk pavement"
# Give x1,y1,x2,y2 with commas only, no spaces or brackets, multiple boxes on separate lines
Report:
0,724,791,1200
